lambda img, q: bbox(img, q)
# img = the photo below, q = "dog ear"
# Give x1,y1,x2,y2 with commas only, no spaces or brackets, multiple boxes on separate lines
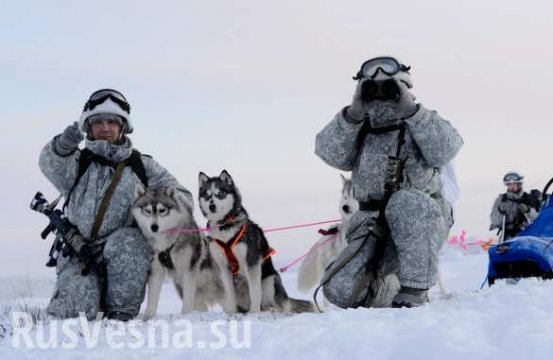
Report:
166,186,175,197
134,184,146,198
220,170,234,185
199,172,210,187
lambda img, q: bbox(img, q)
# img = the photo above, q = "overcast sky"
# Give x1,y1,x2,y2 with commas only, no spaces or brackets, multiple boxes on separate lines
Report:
2,0,552,275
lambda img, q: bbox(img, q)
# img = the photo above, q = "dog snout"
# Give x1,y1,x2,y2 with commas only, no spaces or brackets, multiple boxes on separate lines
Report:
151,224,159,233
209,204,216,213
342,205,350,214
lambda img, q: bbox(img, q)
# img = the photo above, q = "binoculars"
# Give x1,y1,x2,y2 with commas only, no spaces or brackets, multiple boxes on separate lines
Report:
360,79,401,102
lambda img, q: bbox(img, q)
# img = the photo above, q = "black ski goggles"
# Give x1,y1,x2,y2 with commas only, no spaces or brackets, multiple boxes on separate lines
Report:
503,173,523,184
353,57,411,80
83,89,131,113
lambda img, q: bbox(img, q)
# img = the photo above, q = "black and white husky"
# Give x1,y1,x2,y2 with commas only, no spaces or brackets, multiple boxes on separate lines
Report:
297,175,359,305
198,170,316,313
131,186,229,318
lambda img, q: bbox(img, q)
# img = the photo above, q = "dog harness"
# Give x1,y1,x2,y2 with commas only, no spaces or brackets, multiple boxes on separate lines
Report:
158,244,175,269
213,221,276,276
318,226,339,236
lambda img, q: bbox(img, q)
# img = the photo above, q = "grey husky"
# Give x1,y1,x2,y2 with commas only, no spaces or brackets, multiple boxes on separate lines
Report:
297,175,359,307
131,185,229,318
198,170,317,313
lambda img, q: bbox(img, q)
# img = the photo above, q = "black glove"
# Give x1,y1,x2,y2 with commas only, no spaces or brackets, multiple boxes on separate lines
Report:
55,121,84,156
77,243,104,276
77,244,95,265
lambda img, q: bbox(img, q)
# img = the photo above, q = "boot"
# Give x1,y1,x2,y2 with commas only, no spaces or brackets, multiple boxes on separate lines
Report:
107,311,133,322
392,286,429,308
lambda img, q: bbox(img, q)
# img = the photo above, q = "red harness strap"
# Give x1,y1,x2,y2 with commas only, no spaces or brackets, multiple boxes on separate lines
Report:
318,227,339,236
214,222,276,276
214,223,248,276
263,248,276,261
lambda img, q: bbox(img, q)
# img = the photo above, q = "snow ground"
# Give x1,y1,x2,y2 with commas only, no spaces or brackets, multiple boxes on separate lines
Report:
1,249,553,360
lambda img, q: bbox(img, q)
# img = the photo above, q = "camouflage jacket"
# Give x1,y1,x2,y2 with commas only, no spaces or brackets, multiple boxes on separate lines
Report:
315,105,463,202
39,136,193,243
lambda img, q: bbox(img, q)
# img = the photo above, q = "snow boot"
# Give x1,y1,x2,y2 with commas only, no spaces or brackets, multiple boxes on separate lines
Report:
107,311,133,321
392,286,429,308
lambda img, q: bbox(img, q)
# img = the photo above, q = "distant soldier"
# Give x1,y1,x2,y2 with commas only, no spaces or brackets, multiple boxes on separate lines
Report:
490,172,542,241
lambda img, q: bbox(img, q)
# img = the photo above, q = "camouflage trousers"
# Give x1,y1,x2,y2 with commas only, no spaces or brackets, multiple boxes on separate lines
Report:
344,189,451,290
47,227,151,320
385,189,451,289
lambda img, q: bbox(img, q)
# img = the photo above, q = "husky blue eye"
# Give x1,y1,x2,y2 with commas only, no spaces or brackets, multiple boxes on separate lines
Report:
217,190,226,198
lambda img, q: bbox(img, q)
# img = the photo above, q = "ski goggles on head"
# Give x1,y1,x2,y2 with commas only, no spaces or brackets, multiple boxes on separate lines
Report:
87,113,124,125
83,89,131,113
503,172,524,184
353,57,411,80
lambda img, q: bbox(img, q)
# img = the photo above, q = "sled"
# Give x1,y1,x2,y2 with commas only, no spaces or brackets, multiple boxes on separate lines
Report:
487,178,553,285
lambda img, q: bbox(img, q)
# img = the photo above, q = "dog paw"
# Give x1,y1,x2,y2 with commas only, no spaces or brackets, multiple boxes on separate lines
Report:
138,313,155,321
180,307,194,315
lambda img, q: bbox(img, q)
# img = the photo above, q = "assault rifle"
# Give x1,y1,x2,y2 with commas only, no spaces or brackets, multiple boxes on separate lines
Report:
30,191,102,275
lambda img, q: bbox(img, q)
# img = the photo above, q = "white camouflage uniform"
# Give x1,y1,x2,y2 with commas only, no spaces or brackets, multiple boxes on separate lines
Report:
315,105,463,290
40,136,192,319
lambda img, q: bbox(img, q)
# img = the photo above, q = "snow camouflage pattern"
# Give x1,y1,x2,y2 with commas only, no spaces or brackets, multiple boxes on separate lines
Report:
315,105,462,294
47,228,151,319
40,135,193,319
321,210,400,308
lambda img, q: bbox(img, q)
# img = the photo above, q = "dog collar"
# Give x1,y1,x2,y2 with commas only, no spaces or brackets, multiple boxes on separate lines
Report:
215,211,242,231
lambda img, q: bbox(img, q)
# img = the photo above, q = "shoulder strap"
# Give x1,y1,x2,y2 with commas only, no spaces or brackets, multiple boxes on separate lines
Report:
127,149,149,187
63,149,95,209
64,149,148,209
89,161,127,242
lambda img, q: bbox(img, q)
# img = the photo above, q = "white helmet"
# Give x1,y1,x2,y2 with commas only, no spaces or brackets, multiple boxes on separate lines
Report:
79,89,133,134
354,56,413,88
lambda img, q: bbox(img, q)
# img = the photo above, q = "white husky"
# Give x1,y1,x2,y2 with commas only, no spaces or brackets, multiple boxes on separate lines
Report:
297,175,359,306
131,185,228,318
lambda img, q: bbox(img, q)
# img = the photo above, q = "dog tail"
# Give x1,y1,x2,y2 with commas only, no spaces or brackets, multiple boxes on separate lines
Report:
271,274,319,313
297,242,324,293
